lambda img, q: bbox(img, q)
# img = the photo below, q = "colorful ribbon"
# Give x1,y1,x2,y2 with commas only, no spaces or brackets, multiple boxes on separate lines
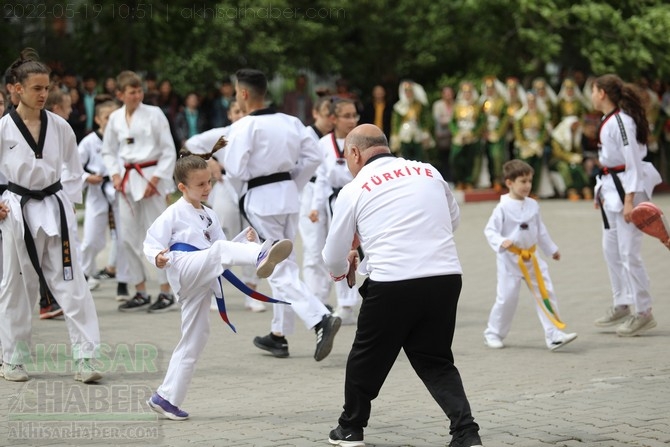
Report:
169,243,290,332
508,244,566,329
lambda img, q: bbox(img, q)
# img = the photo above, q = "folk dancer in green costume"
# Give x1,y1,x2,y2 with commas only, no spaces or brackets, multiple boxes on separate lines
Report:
479,77,509,191
390,80,433,162
450,81,484,190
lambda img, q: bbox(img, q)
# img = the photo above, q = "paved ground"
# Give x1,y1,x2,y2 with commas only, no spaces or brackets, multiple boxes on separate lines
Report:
1,194,669,446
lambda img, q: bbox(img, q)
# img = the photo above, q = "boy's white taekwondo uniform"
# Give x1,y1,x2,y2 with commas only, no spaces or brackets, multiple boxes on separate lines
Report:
315,132,359,310
484,194,565,347
223,109,329,335
78,130,129,281
144,197,263,407
0,109,100,364
298,125,331,304
595,109,661,314
101,103,176,287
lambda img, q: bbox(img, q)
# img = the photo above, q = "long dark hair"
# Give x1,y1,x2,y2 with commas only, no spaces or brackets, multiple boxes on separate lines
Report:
9,48,50,85
594,74,649,144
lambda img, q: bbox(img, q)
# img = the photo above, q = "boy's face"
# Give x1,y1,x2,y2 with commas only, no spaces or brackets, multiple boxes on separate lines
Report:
227,102,244,123
54,94,72,120
95,106,116,133
312,101,332,128
505,174,533,200
119,85,143,110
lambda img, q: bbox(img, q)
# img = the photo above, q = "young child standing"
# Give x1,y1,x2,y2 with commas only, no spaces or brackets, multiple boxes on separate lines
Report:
483,159,578,351
144,153,292,420
78,100,130,299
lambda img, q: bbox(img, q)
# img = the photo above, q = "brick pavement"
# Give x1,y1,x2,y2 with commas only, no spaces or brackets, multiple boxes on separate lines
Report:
1,195,669,446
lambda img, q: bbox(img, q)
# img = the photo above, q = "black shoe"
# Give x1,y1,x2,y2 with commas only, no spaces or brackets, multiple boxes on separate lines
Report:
253,334,289,358
147,293,175,313
116,282,129,302
314,314,341,361
116,282,128,295
449,428,483,447
93,268,116,280
118,293,151,312
328,425,364,446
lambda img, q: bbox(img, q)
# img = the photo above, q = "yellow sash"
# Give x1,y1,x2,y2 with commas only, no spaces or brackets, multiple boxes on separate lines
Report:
508,244,566,329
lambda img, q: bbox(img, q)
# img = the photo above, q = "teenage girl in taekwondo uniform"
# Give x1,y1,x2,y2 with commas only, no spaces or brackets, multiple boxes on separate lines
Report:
0,49,102,383
591,74,661,337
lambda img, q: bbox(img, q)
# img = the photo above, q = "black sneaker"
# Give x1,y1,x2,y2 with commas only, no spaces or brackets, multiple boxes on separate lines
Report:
147,293,175,313
314,314,341,361
449,428,483,447
328,425,365,446
93,268,116,280
253,334,289,358
118,293,151,312
116,282,130,302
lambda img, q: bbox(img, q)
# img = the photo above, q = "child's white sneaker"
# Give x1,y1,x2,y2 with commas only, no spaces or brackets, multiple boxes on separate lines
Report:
548,332,578,351
256,239,293,278
484,334,504,349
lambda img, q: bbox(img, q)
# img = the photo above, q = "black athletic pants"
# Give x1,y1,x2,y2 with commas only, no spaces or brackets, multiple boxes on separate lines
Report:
338,274,479,436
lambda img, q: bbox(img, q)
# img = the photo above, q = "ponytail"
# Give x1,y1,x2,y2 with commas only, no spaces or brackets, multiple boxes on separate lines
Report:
619,83,649,144
177,135,226,161
174,136,227,184
594,74,649,144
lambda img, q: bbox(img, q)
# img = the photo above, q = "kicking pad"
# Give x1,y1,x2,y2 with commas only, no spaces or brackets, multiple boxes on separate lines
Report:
631,202,670,248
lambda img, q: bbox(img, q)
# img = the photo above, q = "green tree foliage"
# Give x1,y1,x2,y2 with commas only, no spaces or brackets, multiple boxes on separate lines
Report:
1,0,668,96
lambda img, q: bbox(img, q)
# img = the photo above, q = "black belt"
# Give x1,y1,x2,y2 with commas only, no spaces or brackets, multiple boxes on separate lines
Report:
328,187,343,216
7,180,73,299
597,166,626,229
0,184,6,194
309,176,317,183
247,172,291,190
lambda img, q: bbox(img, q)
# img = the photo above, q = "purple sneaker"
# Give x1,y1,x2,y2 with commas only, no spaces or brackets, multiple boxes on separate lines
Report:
256,239,293,278
147,393,189,421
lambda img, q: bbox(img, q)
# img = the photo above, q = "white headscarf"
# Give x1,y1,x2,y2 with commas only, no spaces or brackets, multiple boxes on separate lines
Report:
394,80,428,115
551,116,582,150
